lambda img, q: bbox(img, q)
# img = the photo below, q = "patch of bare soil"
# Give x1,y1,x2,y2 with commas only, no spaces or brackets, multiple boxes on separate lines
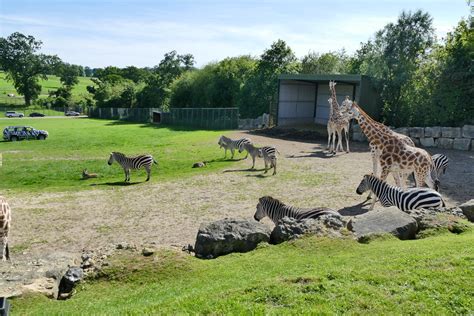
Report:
2,131,473,296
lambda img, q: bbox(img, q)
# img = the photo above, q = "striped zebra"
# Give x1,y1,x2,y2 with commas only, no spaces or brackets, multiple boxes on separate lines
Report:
260,146,279,175
432,154,449,178
239,142,263,169
0,196,11,261
254,196,340,225
356,174,445,212
107,152,157,182
218,135,252,159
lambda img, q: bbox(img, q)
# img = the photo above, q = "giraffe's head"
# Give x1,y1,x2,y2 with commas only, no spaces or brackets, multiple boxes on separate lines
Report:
107,153,115,165
356,174,372,195
349,101,362,120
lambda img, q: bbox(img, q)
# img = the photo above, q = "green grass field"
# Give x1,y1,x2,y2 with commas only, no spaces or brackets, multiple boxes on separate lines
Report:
0,71,93,106
0,118,235,193
12,231,474,314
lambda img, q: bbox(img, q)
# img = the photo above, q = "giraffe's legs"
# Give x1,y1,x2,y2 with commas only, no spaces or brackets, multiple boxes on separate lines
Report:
335,129,343,152
1,236,8,261
327,125,332,150
344,126,350,153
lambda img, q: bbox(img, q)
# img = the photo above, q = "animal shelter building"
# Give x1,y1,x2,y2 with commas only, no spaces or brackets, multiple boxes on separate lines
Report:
276,74,378,127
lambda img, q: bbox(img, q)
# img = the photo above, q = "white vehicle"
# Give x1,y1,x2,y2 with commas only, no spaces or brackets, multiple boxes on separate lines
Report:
5,111,24,118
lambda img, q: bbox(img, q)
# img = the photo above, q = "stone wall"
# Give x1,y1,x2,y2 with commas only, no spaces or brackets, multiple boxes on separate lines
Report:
239,113,270,130
352,124,474,151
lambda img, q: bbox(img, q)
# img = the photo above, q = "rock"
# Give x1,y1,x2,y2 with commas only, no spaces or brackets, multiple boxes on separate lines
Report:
57,267,83,300
409,127,424,138
459,199,474,222
435,138,453,149
194,218,271,259
142,248,155,257
270,214,347,244
352,132,367,142
347,207,418,240
352,124,362,133
472,140,474,151
192,162,206,168
441,127,462,138
424,126,441,138
462,125,474,138
453,138,471,151
394,127,409,136
410,137,420,146
420,137,435,147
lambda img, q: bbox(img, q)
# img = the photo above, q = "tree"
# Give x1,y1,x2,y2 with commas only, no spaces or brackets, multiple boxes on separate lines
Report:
84,66,93,77
300,50,349,74
0,32,54,105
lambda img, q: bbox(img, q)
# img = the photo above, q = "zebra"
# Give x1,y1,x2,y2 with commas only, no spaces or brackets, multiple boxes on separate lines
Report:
239,142,263,169
107,152,157,182
218,135,252,159
254,196,340,225
432,154,449,179
260,146,279,175
0,196,11,261
356,174,445,212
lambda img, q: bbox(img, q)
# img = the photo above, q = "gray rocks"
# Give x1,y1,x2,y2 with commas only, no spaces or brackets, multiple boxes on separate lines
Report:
441,127,462,138
57,267,84,300
459,199,474,222
424,126,441,138
142,248,155,257
436,137,454,149
347,207,418,240
394,127,409,136
194,218,271,259
270,214,347,244
453,138,471,151
462,125,474,138
420,137,435,147
409,127,424,138
192,162,206,168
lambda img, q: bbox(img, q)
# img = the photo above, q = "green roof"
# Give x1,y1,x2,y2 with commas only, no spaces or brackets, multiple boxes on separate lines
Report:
278,74,367,84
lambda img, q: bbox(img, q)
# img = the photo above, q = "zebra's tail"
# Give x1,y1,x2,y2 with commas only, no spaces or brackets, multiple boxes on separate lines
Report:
441,198,446,207
153,159,158,165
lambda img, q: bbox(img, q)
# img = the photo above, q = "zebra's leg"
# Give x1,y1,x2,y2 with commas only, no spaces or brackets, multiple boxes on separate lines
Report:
0,236,7,261
264,158,268,174
251,155,256,169
224,148,227,158
126,169,131,182
272,159,277,175
230,148,235,160
145,165,151,181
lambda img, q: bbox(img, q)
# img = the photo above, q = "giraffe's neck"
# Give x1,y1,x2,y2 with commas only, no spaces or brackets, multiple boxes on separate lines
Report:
355,109,388,146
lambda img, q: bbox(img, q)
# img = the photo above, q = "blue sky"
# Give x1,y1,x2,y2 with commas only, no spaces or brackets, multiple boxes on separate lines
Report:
0,0,470,68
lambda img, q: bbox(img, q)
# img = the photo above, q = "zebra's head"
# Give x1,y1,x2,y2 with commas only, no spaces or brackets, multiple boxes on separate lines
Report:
356,174,371,195
238,141,249,153
107,153,115,165
218,136,226,148
254,196,281,221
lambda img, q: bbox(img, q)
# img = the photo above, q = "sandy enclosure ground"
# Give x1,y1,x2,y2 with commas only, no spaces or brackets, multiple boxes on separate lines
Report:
5,132,474,261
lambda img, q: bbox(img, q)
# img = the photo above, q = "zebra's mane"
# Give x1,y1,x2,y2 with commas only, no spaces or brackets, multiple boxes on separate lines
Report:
112,152,126,157
366,174,402,193
260,196,286,207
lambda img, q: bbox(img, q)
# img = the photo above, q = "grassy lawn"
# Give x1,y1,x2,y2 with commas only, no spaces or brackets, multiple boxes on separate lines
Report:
0,71,93,106
11,230,474,314
0,118,236,193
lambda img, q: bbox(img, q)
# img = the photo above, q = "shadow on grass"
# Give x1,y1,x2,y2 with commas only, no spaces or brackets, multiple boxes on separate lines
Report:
99,119,227,132
245,173,273,178
223,168,266,173
337,200,370,216
92,181,142,186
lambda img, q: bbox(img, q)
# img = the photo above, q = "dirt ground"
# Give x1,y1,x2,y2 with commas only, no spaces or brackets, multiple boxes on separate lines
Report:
3,131,474,281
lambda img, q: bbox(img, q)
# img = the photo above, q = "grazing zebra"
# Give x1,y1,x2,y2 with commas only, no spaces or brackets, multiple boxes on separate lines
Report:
432,154,449,179
0,196,11,261
218,135,252,159
260,146,279,175
107,152,157,182
356,174,445,212
239,142,263,169
254,196,340,225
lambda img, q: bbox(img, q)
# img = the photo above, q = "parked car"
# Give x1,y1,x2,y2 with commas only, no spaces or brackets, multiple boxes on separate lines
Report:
3,126,49,141
29,112,45,117
5,111,24,118
65,111,80,116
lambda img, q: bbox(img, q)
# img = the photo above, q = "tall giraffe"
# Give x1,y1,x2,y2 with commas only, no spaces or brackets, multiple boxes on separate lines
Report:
349,102,438,194
0,196,11,261
326,81,353,153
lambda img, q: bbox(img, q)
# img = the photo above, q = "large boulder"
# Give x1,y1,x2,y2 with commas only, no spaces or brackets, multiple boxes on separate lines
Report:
270,214,347,244
459,199,474,222
420,137,435,147
453,138,471,151
57,267,84,300
441,127,462,138
409,127,424,138
347,207,418,240
424,126,441,138
462,125,474,138
436,138,454,149
194,218,271,259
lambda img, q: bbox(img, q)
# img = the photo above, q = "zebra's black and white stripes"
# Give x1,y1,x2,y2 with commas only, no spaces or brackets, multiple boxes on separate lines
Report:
432,154,449,178
254,196,340,225
218,135,252,159
108,152,157,182
260,146,279,175
356,174,445,212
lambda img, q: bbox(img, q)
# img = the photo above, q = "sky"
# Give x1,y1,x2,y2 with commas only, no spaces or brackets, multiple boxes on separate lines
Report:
0,0,470,68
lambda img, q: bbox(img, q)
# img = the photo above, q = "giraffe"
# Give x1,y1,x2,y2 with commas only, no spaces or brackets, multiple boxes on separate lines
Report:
349,102,438,209
326,81,353,153
0,196,11,261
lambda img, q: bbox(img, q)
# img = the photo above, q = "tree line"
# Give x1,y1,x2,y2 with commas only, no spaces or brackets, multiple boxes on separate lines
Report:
0,8,472,126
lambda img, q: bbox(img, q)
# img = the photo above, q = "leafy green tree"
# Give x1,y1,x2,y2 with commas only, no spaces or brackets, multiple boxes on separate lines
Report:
0,32,56,105
122,66,148,83
84,66,93,77
301,50,349,74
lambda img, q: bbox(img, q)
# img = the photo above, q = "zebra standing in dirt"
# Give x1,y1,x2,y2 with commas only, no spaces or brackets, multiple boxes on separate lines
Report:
356,174,445,212
218,135,252,159
254,196,340,225
0,196,11,261
260,146,279,175
432,154,449,179
239,142,263,169
107,152,157,182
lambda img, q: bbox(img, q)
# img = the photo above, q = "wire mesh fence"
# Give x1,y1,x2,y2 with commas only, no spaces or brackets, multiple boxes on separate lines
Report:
162,108,239,129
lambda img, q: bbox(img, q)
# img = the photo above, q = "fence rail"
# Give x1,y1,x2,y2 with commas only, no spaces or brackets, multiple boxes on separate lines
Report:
162,108,239,129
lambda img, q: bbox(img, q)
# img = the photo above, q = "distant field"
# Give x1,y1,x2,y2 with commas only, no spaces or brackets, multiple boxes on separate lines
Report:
0,118,234,192
0,71,94,105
